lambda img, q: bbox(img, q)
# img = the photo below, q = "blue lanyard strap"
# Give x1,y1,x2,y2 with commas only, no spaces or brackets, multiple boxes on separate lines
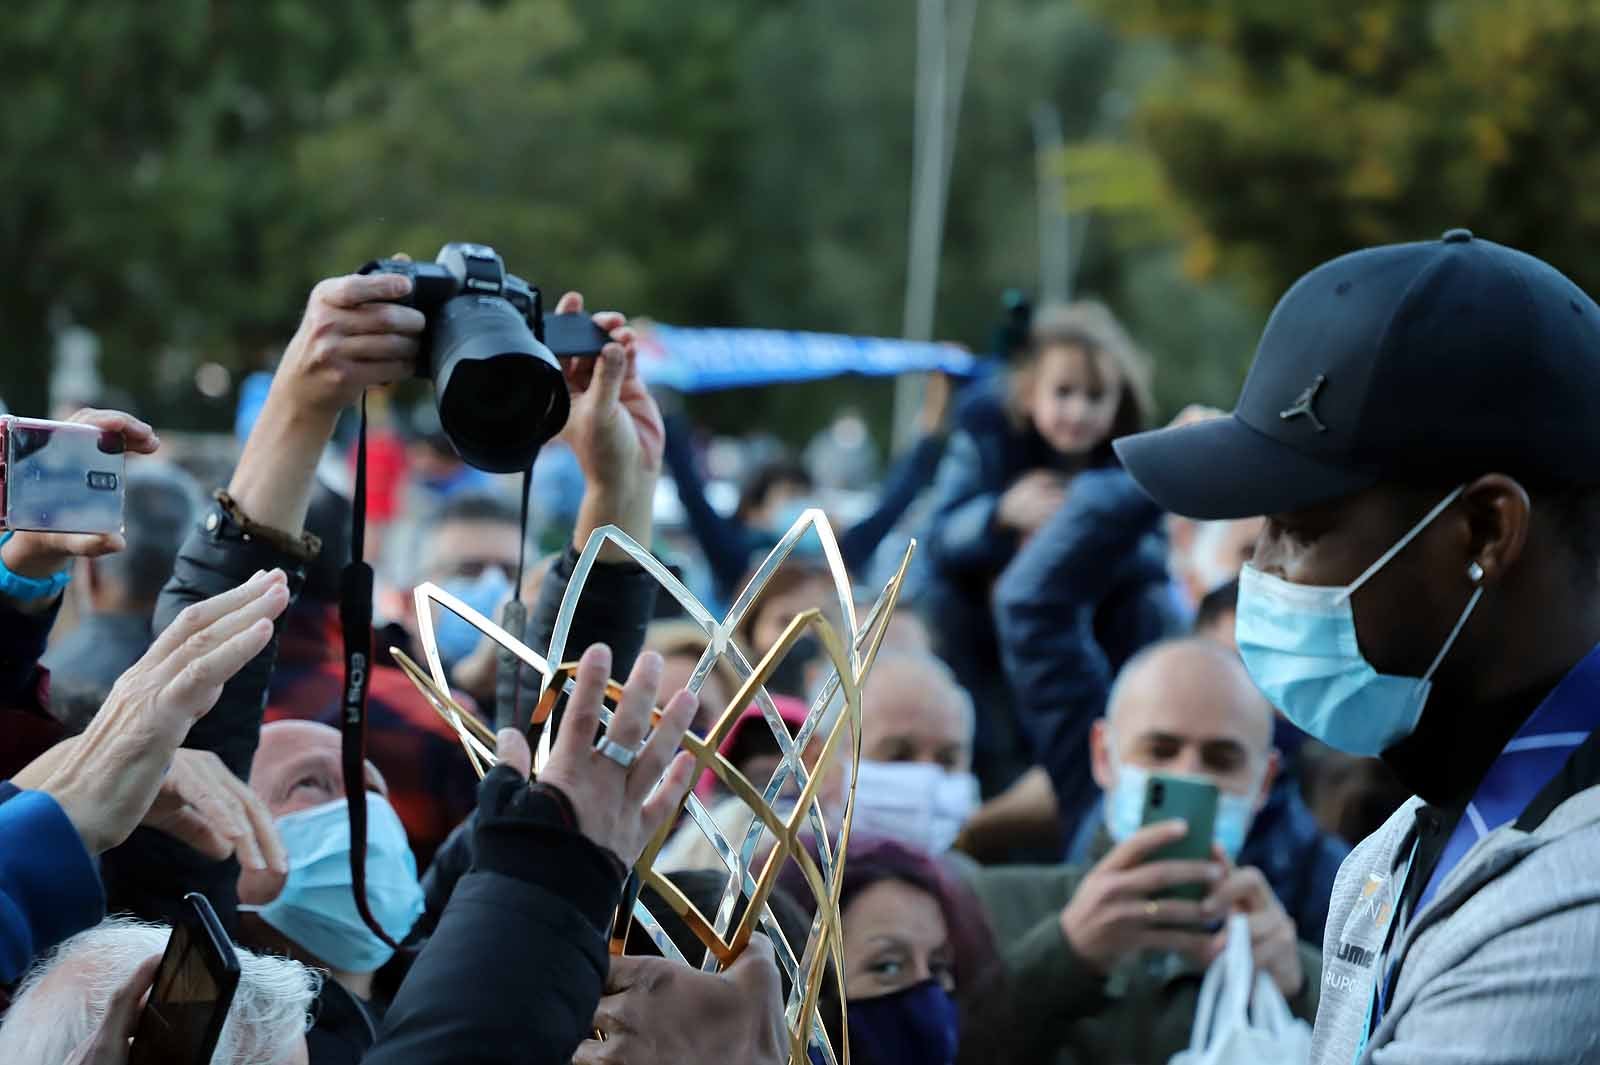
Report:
1351,839,1419,1065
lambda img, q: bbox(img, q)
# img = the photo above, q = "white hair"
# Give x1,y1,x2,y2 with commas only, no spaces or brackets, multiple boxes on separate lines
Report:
0,916,321,1065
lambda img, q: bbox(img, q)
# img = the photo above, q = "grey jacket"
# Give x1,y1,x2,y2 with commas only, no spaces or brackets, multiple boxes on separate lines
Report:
1312,787,1600,1064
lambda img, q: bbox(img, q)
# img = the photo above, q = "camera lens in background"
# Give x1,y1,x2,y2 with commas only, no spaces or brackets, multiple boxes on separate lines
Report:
429,295,569,473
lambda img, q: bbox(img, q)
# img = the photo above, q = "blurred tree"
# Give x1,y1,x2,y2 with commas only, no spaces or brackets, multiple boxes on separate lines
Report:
1083,0,1600,305
0,1,407,422
1,0,1261,436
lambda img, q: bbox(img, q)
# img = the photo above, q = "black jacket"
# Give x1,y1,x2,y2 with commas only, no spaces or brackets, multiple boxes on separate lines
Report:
104,496,660,1064
365,764,625,1065
991,467,1183,838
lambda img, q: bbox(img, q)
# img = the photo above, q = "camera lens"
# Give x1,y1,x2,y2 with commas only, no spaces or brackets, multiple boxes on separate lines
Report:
1149,780,1166,806
428,295,569,473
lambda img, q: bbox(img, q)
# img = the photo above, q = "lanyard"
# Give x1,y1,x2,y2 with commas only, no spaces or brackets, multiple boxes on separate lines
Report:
1350,839,1418,1064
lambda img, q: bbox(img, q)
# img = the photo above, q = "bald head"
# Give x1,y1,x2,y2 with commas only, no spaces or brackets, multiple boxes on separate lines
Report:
860,652,974,772
1095,639,1275,799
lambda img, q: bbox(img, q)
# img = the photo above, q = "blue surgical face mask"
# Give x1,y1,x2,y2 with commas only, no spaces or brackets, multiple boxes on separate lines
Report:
433,566,512,667
1102,758,1258,861
847,979,960,1065
1235,486,1483,757
240,794,424,974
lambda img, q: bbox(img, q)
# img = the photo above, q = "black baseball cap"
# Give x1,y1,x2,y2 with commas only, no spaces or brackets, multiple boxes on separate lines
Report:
1115,229,1600,520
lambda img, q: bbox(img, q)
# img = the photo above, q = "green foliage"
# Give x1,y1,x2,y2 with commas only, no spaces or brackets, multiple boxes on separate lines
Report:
0,1,407,421
1086,0,1600,305
2,0,1264,435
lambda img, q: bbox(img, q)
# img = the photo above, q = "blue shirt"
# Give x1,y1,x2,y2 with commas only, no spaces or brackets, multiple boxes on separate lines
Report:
1416,641,1600,912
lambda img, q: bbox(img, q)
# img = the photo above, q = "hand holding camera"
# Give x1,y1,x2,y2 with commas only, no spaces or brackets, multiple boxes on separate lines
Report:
272,271,425,421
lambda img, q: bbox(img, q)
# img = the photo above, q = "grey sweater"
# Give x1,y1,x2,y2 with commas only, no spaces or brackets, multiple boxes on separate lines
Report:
1312,787,1600,1064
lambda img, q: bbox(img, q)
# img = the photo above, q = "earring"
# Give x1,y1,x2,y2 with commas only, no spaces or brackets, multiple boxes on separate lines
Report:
1467,561,1485,584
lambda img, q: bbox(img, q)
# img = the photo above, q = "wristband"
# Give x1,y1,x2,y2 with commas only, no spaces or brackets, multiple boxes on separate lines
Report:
0,532,71,603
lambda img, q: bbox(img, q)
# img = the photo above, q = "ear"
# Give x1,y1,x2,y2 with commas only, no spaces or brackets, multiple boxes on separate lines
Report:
1089,719,1116,793
1255,749,1280,814
1462,475,1532,584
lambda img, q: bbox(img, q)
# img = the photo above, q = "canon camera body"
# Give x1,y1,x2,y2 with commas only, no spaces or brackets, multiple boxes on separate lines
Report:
360,242,607,473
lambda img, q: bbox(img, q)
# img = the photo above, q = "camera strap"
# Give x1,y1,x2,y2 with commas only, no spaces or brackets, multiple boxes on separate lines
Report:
339,393,401,950
494,468,533,732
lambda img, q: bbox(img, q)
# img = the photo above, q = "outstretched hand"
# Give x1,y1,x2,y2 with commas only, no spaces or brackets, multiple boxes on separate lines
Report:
574,934,788,1065
555,292,663,493
15,570,290,855
501,645,697,868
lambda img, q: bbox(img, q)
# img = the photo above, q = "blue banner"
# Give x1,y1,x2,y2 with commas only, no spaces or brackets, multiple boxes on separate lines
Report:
636,324,977,392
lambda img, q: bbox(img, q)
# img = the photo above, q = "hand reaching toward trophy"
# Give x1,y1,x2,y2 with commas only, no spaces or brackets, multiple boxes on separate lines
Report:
490,644,698,868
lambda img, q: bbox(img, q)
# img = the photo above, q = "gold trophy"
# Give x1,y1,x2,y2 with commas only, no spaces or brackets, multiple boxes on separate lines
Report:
393,509,914,1065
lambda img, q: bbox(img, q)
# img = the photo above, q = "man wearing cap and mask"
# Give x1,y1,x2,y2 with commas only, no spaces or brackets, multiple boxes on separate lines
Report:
1113,229,1600,1063
958,637,1320,1064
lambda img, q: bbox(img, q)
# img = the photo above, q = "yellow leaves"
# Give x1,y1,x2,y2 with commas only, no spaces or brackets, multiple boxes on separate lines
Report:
1181,232,1219,281
1471,116,1510,166
1348,8,1396,75
1058,141,1168,214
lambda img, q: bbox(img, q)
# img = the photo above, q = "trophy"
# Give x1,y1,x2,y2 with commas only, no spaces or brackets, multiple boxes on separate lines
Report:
392,509,914,1065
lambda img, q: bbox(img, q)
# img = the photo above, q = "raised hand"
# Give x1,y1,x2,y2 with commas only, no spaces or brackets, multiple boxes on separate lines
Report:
554,292,663,490
14,570,290,855
272,272,424,418
144,748,288,878
504,645,697,868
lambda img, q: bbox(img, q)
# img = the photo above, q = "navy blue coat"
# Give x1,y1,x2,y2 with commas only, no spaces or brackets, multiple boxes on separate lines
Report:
991,467,1184,827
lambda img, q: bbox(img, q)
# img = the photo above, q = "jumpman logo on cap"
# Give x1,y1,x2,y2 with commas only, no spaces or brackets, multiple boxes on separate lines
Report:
1280,374,1329,433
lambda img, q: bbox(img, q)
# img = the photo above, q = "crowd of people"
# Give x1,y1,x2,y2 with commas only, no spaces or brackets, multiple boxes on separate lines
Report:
2,227,1599,1064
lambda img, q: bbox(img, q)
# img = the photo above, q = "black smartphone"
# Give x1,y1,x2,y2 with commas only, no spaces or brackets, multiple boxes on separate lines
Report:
128,892,241,1065
1139,772,1219,902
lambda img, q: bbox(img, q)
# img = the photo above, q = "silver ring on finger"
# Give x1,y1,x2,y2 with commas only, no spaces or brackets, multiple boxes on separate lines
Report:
595,736,640,770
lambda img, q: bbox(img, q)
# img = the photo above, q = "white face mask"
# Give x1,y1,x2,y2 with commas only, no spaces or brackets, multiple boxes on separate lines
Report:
850,760,980,854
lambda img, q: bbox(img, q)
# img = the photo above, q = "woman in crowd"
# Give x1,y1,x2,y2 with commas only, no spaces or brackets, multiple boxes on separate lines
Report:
785,837,1020,1065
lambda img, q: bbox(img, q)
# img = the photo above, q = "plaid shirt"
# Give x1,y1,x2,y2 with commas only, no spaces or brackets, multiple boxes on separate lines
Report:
264,604,483,870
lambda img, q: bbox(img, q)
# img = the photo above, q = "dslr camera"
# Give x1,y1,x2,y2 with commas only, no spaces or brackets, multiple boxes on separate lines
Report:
360,242,608,473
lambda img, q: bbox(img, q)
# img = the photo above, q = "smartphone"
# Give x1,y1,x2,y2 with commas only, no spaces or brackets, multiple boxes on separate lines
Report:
0,416,126,535
128,893,241,1065
1139,772,1219,901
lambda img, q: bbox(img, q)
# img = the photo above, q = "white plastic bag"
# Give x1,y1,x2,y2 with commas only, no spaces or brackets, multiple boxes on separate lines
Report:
1169,913,1313,1065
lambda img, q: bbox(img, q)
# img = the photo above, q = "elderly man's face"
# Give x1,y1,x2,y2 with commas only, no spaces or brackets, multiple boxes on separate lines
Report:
1091,644,1275,804
240,721,390,906
250,721,389,819
861,665,972,773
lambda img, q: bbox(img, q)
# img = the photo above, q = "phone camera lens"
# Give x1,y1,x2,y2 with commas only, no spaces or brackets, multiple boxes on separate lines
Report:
1150,780,1165,804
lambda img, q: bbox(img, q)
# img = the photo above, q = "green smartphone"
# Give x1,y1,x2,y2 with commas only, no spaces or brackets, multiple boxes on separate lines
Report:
1139,772,1219,901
